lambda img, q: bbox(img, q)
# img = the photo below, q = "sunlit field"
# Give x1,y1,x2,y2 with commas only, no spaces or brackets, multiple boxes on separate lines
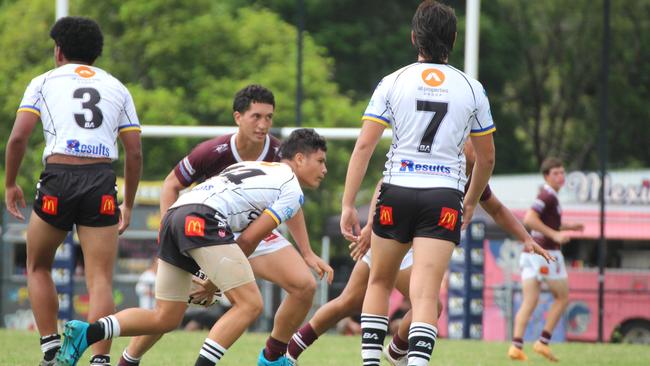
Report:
2,329,649,365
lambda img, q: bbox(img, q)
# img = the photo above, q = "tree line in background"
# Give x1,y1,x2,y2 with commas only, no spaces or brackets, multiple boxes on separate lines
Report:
1,0,649,244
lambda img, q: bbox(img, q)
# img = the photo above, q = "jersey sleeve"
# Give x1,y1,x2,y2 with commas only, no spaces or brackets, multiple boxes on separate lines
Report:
17,76,45,117
361,78,393,127
118,87,141,133
531,190,553,215
173,140,214,186
264,178,304,225
470,85,496,136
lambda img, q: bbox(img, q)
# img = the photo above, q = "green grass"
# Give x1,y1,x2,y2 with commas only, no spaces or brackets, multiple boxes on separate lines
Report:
2,329,649,365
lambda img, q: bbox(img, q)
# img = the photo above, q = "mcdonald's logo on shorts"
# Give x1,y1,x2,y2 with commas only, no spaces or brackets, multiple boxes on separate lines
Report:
540,266,549,275
41,195,58,215
99,195,116,215
379,205,394,226
185,216,205,237
438,207,458,231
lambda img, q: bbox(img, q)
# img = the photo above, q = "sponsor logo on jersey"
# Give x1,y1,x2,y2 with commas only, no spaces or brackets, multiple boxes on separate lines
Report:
41,195,58,215
185,216,205,237
65,139,110,157
282,207,295,220
75,65,96,78
399,160,451,175
438,207,458,231
263,233,279,242
99,195,116,215
421,68,445,87
214,143,229,153
379,205,394,226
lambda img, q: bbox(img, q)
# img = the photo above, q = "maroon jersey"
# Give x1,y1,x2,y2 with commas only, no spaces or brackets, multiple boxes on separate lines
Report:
530,184,562,250
464,177,493,202
173,133,281,186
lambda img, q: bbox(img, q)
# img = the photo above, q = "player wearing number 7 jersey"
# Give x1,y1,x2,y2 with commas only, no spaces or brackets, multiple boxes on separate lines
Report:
340,2,495,365
4,16,142,366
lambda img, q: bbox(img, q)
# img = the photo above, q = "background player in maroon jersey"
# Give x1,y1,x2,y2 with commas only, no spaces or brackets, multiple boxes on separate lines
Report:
118,85,333,366
509,157,584,362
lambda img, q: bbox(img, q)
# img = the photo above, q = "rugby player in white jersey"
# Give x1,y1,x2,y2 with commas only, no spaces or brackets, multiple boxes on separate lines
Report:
56,129,328,366
287,141,552,365
4,17,142,366
116,85,333,366
341,2,496,365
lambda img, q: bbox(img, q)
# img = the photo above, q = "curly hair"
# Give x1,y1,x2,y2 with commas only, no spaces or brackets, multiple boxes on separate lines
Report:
411,0,457,63
50,16,103,65
279,129,327,160
232,84,276,113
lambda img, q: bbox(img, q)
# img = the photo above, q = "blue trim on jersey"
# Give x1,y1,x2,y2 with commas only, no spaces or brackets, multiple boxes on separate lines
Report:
118,123,141,130
470,124,495,133
363,113,391,125
19,104,41,112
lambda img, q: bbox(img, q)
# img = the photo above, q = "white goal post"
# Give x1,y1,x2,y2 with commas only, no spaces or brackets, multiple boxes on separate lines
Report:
141,125,392,140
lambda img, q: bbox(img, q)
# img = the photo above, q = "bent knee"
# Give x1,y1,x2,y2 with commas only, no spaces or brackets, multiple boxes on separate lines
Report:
286,274,317,298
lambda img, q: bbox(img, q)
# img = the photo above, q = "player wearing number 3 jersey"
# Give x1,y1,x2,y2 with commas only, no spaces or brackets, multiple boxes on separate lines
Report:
4,16,142,366
340,2,495,365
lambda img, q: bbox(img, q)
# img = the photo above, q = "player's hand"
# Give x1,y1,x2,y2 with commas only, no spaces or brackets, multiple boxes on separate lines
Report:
118,204,132,234
304,252,334,285
523,238,555,263
552,231,570,245
340,205,361,243
461,202,476,230
571,223,585,232
188,276,220,307
5,185,26,220
349,224,372,261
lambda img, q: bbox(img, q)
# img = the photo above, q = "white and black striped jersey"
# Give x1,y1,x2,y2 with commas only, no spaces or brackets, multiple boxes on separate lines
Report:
171,161,304,232
363,62,495,190
18,63,141,163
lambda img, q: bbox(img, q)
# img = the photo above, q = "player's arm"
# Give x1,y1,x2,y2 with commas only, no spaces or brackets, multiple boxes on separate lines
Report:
160,170,188,215
560,222,585,231
118,130,143,234
237,212,278,257
350,178,382,261
341,120,385,241
480,194,553,262
523,209,569,245
286,209,334,284
4,111,39,220
463,133,495,226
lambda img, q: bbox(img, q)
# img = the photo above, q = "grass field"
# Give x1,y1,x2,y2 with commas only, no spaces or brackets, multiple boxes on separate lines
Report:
2,329,649,365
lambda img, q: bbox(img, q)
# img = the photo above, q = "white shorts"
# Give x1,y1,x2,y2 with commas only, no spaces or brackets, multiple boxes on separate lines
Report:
233,229,292,259
362,248,413,271
520,250,567,281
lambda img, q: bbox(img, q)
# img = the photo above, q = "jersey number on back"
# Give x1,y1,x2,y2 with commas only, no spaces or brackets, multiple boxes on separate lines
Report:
222,168,265,184
416,100,448,153
73,87,104,129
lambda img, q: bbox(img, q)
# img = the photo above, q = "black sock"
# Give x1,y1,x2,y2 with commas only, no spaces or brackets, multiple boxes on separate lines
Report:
86,322,106,345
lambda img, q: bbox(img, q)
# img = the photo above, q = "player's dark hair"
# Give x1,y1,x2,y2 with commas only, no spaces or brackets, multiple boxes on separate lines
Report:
50,16,103,65
540,157,564,176
279,129,327,160
412,0,456,63
232,84,275,113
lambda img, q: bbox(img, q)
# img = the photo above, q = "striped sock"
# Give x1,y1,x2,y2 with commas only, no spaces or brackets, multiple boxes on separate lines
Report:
98,315,121,340
360,313,388,366
408,322,437,366
387,333,408,360
40,333,61,361
540,330,552,345
90,354,111,365
287,322,319,360
195,338,227,366
512,337,524,350
118,349,141,366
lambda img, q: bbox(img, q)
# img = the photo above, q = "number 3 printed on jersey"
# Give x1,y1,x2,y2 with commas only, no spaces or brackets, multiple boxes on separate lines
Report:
74,87,103,129
416,100,448,153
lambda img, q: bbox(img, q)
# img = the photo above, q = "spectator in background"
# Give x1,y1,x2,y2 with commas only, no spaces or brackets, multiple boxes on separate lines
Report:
135,260,157,310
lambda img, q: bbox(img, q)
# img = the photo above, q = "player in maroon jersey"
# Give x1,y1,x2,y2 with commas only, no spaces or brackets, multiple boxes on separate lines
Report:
118,85,333,366
509,157,584,362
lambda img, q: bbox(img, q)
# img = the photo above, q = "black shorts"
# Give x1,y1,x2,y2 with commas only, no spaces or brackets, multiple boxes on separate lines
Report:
33,163,120,231
158,204,236,274
371,184,463,245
